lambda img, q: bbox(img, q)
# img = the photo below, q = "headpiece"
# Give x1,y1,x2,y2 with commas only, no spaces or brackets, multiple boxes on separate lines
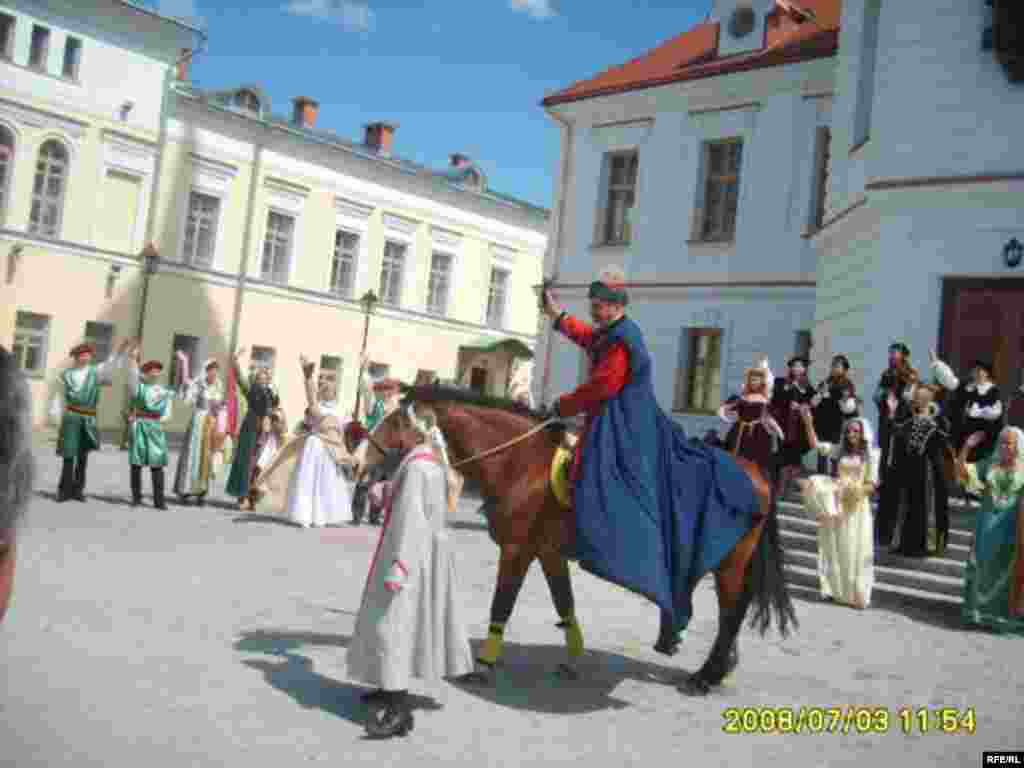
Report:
141,360,164,374
831,354,850,371
587,271,629,305
787,356,810,368
70,342,96,358
889,342,910,357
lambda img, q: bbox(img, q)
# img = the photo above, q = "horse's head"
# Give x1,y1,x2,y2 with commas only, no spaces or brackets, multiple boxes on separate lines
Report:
353,390,442,479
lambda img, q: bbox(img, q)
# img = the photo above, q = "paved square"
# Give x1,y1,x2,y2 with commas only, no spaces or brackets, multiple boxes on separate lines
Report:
2,445,1021,767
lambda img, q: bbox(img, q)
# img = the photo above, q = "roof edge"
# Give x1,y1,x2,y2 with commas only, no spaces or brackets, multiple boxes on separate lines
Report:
115,0,207,36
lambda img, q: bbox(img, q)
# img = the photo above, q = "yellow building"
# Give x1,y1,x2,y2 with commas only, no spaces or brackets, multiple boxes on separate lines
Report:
0,1,549,437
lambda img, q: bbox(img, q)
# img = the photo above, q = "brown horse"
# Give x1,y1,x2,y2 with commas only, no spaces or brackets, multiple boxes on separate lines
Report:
359,384,796,696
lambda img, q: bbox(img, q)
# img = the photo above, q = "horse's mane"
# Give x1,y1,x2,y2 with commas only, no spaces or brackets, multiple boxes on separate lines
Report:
400,383,545,422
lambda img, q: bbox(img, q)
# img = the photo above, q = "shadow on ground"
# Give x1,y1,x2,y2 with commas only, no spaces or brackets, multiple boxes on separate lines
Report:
233,629,701,716
786,582,964,631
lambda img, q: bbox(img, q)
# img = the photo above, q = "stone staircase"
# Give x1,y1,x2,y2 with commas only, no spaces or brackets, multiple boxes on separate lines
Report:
776,496,976,611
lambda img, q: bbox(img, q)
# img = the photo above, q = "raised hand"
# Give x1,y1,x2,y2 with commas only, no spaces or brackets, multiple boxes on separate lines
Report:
929,349,938,365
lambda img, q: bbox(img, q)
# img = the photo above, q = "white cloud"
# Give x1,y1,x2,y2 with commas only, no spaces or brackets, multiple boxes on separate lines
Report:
284,0,375,31
159,0,199,21
509,0,556,20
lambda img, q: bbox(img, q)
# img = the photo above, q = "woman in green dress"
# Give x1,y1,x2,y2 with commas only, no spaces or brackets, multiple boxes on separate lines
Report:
956,426,1024,633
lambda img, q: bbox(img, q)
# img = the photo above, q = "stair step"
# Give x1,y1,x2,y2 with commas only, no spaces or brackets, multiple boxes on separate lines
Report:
777,504,975,548
784,564,963,609
784,548,964,596
780,528,967,577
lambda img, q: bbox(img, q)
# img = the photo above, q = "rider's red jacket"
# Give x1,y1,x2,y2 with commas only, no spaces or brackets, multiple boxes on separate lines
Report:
553,313,631,484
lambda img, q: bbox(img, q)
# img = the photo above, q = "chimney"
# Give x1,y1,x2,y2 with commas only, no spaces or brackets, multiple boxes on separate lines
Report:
176,48,191,82
292,97,319,129
450,153,472,168
364,122,397,157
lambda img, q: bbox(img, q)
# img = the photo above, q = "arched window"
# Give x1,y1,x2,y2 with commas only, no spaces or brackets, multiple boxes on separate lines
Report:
29,139,68,237
0,125,14,221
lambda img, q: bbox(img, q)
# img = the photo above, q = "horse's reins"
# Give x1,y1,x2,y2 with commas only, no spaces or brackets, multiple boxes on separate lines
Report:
450,418,558,470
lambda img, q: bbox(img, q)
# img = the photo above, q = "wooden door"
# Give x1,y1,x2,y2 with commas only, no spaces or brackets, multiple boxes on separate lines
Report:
940,279,1024,421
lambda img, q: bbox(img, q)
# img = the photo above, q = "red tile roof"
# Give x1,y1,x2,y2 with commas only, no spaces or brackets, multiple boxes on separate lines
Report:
541,0,842,108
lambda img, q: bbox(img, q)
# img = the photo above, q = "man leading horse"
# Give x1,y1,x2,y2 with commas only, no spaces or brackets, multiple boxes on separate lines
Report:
538,266,789,655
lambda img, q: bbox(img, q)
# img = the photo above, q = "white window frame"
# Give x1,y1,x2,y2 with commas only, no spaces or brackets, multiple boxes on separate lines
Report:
695,138,744,243
485,265,511,330
175,154,237,270
596,149,639,245
169,333,200,386
29,137,70,238
426,250,454,317
330,228,360,299
95,133,156,256
0,120,16,226
378,238,408,307
13,310,51,377
180,189,221,269
28,24,50,71
260,208,296,286
258,180,306,283
332,196,372,296
673,327,723,414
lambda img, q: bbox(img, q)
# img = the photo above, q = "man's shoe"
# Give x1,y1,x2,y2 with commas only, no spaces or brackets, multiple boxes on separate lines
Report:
365,702,413,739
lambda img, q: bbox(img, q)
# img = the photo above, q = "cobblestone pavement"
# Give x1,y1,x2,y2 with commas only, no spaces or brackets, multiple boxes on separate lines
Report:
2,445,1021,768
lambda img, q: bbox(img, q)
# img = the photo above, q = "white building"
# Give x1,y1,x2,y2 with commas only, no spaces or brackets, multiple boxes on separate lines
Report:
813,0,1024,407
535,0,841,437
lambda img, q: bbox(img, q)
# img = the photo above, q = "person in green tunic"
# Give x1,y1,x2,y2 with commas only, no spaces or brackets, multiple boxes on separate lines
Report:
52,337,136,502
956,426,1024,634
127,357,175,509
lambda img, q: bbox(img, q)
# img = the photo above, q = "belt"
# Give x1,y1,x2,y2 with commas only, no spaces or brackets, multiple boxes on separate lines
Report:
134,410,164,420
66,405,97,417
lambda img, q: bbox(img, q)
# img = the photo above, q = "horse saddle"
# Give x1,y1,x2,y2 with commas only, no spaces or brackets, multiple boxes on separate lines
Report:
550,433,578,508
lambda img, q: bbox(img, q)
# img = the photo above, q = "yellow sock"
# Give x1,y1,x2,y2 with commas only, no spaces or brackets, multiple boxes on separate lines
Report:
478,623,505,665
561,615,584,658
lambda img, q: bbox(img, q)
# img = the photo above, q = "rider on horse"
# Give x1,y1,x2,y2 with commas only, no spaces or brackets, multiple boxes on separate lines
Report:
540,266,763,652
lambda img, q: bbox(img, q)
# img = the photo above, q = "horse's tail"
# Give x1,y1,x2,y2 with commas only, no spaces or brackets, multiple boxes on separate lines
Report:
746,464,798,638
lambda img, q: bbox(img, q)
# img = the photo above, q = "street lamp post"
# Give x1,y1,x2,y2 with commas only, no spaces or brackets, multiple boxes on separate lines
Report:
352,289,379,421
121,243,160,450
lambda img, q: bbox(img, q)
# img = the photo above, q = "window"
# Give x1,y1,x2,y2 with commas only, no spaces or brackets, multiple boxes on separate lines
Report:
183,191,220,267
169,333,199,385
12,311,50,375
84,322,114,379
29,25,49,70
251,345,276,376
260,211,293,284
599,151,638,245
809,126,831,230
368,362,389,381
426,251,452,315
96,170,141,253
235,90,260,113
0,125,14,222
794,329,812,360
852,0,881,149
62,36,81,79
0,14,15,60
29,139,68,237
699,140,743,241
486,267,509,328
674,328,723,413
378,240,405,306
330,230,358,298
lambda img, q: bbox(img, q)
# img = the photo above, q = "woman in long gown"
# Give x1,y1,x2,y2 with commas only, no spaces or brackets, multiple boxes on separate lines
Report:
798,411,879,608
718,358,784,480
877,384,952,556
172,354,229,506
226,347,280,510
253,355,354,527
956,427,1024,634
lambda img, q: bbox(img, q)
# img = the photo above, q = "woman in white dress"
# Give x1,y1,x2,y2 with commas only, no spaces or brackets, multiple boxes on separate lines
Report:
798,410,879,609
254,356,354,527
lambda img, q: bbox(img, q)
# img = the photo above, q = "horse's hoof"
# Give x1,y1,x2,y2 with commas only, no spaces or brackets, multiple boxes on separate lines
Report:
555,663,579,681
653,639,680,657
677,674,712,696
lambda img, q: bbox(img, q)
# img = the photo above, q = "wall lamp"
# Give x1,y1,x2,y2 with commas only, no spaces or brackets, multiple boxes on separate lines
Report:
6,243,22,284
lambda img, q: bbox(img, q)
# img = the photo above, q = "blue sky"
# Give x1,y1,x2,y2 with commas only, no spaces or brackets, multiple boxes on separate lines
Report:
151,0,708,209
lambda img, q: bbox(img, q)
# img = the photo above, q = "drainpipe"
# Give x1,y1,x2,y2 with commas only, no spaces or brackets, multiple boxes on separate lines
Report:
539,107,573,406
228,132,267,357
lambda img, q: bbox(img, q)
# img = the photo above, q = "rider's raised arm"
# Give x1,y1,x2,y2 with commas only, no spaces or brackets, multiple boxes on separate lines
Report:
553,311,596,349
555,342,629,418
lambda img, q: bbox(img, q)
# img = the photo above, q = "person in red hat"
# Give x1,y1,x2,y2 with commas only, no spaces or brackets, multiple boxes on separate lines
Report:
126,350,175,509
52,337,137,502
